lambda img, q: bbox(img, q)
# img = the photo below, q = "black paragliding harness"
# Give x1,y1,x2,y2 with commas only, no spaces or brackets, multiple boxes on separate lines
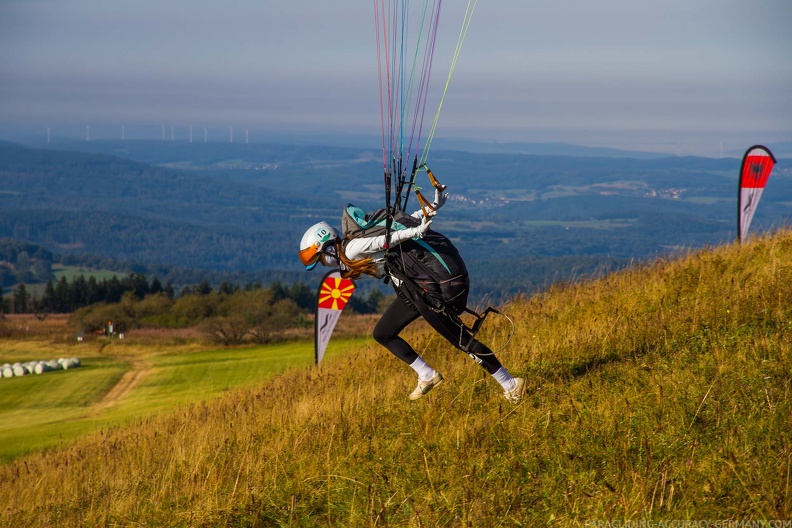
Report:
388,263,502,353
382,159,505,353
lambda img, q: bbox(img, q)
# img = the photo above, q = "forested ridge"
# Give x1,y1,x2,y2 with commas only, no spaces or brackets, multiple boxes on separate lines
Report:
1,140,790,302
0,237,386,319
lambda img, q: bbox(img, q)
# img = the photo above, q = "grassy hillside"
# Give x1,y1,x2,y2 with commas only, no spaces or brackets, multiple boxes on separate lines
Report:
1,230,791,526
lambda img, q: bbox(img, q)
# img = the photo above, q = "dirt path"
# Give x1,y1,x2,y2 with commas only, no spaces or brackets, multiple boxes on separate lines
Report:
90,357,152,414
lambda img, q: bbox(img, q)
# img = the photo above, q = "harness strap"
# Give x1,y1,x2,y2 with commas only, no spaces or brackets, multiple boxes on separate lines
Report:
385,263,498,352
413,187,434,217
421,164,447,192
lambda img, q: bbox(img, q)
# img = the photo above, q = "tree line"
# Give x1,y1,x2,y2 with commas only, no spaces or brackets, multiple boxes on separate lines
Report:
69,288,305,346
1,271,390,347
3,273,172,315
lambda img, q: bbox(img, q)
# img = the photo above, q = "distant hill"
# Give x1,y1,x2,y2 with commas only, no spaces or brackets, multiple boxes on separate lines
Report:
0,141,322,271
36,136,672,160
1,140,789,301
1,229,790,524
426,138,670,158
726,141,792,159
0,236,305,296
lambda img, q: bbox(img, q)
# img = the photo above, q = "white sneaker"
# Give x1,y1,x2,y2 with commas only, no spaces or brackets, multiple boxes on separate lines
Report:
503,377,525,404
409,372,444,400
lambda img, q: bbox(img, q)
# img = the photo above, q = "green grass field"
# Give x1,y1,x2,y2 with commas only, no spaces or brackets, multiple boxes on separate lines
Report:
22,265,123,298
0,337,365,461
51,264,122,282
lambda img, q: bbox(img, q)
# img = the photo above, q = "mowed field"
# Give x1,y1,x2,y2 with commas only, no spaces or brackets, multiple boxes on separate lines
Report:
0,315,368,462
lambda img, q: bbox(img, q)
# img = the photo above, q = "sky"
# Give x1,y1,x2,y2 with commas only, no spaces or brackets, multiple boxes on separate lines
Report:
1,0,790,155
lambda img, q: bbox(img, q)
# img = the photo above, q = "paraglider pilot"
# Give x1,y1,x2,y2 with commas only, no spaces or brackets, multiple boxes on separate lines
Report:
299,184,525,403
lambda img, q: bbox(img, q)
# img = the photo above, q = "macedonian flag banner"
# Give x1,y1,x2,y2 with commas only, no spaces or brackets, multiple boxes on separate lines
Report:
314,270,355,364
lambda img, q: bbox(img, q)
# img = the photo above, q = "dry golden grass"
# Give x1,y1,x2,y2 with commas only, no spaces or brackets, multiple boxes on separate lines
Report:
1,230,791,526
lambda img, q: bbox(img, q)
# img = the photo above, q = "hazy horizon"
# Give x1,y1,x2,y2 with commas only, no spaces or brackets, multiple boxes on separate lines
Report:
2,0,790,156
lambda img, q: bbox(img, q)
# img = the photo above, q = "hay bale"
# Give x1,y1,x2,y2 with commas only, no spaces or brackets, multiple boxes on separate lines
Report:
59,358,80,370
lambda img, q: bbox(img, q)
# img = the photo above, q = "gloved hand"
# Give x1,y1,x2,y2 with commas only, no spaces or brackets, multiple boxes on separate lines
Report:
415,214,433,237
391,215,433,243
432,187,448,210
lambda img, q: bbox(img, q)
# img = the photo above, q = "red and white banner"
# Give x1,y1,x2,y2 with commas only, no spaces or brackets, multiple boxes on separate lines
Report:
738,145,777,243
314,270,355,364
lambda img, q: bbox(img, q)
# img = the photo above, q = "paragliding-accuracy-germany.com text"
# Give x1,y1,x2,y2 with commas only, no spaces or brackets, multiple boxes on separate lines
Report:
584,520,791,528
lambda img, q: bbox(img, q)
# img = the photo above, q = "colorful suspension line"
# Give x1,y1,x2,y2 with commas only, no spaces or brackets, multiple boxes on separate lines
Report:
375,0,442,214
420,0,478,167
374,0,478,215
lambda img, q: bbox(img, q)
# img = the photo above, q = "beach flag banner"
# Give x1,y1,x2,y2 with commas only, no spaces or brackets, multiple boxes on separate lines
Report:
314,270,355,364
738,145,777,243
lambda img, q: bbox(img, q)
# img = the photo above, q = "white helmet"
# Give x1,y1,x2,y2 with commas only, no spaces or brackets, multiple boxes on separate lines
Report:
298,221,339,270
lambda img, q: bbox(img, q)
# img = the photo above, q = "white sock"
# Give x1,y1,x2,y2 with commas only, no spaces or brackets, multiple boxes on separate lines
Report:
491,367,516,391
409,356,437,382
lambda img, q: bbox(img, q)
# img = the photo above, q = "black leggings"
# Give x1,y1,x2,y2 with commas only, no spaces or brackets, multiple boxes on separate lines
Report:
372,292,503,375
